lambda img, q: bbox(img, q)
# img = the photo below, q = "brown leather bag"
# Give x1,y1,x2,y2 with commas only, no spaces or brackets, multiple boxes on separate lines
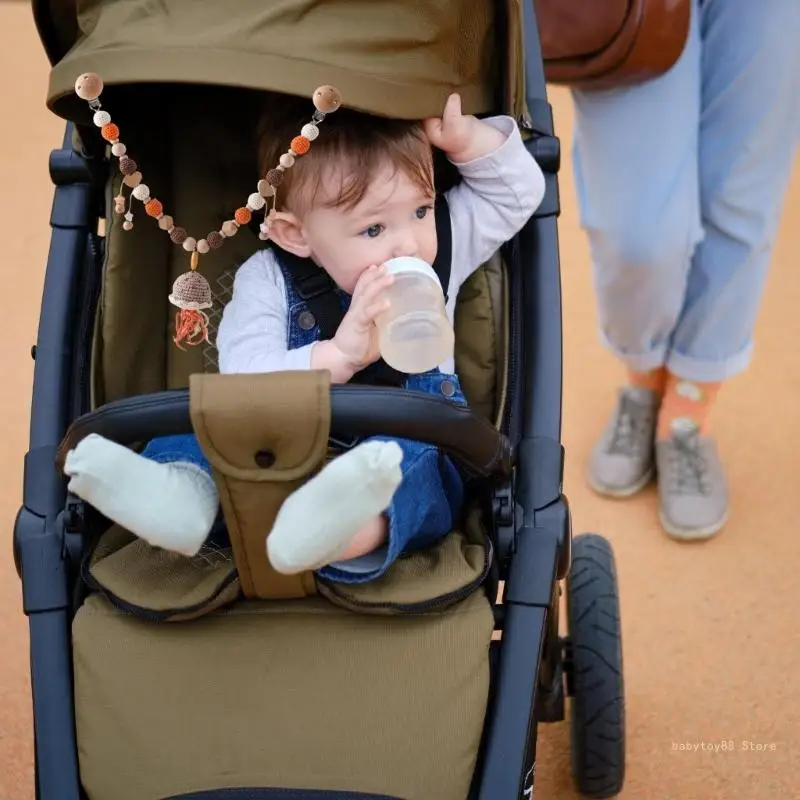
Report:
535,0,692,90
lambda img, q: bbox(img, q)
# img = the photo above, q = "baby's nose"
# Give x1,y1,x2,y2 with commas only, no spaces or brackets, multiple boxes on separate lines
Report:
393,232,419,258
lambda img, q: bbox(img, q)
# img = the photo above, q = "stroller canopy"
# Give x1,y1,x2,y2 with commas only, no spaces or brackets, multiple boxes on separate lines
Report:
40,0,501,123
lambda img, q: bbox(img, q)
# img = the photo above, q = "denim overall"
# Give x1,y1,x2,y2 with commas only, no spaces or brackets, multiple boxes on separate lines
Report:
141,255,467,583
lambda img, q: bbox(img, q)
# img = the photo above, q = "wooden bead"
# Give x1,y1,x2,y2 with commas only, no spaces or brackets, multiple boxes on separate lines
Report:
111,142,127,157
266,168,284,187
234,207,252,225
170,226,188,244
257,179,275,198
196,239,210,254
280,153,296,168
75,73,103,102
206,231,223,249
312,85,342,114
145,199,163,217
119,157,138,176
221,220,238,238
122,171,142,188
290,136,310,156
158,215,174,231
122,220,133,231
101,123,120,142
182,237,197,252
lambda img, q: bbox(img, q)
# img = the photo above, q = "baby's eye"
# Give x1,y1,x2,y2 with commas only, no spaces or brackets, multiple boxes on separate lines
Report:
415,205,433,220
361,223,385,239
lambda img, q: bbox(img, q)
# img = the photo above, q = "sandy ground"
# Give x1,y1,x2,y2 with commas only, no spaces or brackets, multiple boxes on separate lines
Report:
1,3,799,798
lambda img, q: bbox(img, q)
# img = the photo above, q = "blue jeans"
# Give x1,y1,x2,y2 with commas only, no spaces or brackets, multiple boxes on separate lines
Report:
571,0,800,382
140,371,467,583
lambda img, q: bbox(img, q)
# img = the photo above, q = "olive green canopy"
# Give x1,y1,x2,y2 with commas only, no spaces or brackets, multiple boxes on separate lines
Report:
44,0,521,124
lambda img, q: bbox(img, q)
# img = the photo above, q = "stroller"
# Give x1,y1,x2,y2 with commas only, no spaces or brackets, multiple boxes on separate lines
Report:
15,0,626,798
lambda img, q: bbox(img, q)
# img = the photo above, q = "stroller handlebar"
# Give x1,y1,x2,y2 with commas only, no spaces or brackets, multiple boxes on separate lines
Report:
55,386,513,479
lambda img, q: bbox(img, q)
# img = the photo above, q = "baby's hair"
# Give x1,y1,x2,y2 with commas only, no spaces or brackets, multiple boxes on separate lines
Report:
256,93,435,216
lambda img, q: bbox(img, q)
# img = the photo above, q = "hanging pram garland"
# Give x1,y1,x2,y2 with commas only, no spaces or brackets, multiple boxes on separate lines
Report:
73,73,343,349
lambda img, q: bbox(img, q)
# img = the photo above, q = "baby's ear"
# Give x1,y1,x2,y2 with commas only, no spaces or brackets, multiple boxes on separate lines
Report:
267,210,311,257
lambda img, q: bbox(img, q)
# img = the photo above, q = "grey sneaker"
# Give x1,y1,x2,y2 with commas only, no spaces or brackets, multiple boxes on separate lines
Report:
588,387,659,497
655,419,729,540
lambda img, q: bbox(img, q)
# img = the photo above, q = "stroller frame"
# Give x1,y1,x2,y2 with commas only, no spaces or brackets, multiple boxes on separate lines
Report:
15,1,626,798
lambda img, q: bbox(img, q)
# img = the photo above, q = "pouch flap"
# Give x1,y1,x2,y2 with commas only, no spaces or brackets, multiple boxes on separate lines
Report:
189,371,331,481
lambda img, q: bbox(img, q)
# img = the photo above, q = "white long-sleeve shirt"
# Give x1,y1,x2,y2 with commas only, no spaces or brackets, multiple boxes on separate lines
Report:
216,116,545,376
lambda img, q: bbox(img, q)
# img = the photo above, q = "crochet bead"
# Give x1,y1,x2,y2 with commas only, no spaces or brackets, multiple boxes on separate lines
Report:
257,179,275,198
301,123,320,141
280,153,296,168
207,231,223,249
111,142,127,157
290,136,311,156
158,215,174,231
196,239,210,254
123,171,142,188
247,192,266,211
234,207,252,225
100,123,120,142
182,237,197,252
312,85,342,114
75,73,103,102
119,157,138,176
266,168,284,187
93,110,111,127
170,226,188,244
221,220,239,238
132,184,150,202
145,199,163,217
123,220,133,231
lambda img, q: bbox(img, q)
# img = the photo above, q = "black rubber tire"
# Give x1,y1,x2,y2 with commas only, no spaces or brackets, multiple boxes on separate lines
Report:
566,533,625,799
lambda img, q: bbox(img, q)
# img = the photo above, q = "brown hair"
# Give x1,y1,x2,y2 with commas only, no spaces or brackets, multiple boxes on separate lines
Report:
256,94,434,215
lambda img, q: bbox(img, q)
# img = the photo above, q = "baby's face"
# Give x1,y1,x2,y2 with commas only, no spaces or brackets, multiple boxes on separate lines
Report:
299,165,438,294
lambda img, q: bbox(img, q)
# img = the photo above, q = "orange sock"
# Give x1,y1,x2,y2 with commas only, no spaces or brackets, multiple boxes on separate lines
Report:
627,366,668,396
656,373,721,440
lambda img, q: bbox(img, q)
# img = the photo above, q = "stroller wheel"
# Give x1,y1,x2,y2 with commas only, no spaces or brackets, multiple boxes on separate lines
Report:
564,533,625,798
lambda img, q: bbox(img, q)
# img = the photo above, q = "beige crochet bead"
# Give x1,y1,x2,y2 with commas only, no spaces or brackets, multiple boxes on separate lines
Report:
158,215,174,231
75,73,103,102
93,110,111,127
221,220,238,238
132,184,150,202
123,171,142,188
196,239,210,254
301,123,320,141
111,142,127,157
279,153,295,169
182,237,197,252
247,192,266,211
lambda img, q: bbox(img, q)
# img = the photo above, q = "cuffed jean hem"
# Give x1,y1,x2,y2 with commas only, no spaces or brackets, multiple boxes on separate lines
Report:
599,329,669,373
666,342,754,383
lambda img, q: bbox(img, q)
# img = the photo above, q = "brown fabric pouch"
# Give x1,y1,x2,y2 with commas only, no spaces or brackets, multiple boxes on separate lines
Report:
189,371,328,600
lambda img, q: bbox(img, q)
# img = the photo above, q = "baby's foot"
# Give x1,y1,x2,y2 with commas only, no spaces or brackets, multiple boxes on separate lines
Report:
267,440,403,574
64,434,219,556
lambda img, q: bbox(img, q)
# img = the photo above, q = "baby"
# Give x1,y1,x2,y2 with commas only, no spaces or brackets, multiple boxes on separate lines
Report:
63,93,545,584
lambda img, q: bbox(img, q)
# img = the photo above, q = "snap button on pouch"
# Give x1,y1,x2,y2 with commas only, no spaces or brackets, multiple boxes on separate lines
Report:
297,311,316,330
440,379,456,397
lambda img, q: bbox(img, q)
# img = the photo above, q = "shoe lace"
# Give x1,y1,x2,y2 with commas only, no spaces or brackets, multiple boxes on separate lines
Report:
668,428,711,496
607,394,652,457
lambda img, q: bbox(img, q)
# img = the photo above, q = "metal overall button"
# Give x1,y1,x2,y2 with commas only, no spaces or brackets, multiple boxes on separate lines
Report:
297,310,316,330
440,379,456,398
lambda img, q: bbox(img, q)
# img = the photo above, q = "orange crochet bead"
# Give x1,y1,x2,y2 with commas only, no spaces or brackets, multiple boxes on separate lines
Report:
145,199,163,218
101,123,120,142
234,207,252,225
291,136,311,155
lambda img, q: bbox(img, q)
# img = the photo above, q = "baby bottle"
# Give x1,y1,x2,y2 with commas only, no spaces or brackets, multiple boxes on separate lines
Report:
375,256,455,374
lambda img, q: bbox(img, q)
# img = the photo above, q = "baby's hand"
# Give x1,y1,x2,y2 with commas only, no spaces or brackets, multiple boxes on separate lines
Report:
331,265,394,372
423,93,505,164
